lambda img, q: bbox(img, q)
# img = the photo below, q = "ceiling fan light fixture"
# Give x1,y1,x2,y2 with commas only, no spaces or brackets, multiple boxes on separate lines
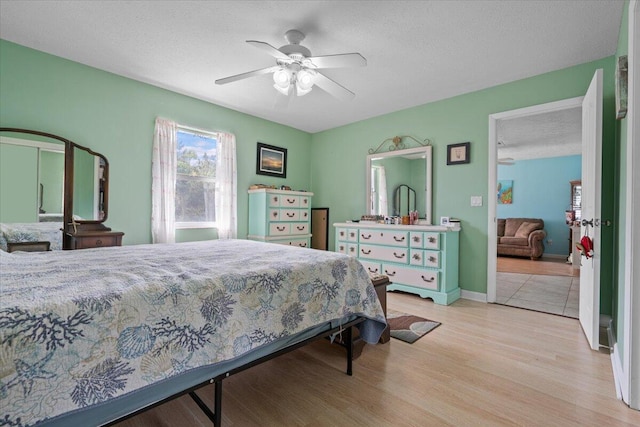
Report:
295,84,312,97
273,68,291,88
296,69,314,90
273,83,291,96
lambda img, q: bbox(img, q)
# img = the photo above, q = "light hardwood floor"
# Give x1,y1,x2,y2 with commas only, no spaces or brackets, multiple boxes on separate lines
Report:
114,292,640,426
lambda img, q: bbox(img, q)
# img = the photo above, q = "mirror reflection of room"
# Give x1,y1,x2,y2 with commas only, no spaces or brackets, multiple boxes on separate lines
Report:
367,146,431,224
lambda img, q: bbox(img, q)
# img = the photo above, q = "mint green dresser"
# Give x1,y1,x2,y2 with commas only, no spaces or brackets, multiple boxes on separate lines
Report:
248,189,313,248
334,222,460,305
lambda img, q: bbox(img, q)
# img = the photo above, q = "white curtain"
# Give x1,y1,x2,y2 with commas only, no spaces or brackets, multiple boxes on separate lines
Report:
375,165,389,216
215,132,237,239
151,118,177,243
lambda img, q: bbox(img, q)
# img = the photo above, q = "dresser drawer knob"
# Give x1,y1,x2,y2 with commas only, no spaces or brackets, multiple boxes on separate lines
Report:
393,252,405,259
277,226,286,231
421,275,434,283
412,254,421,260
368,267,379,273
428,256,437,263
300,243,307,247
286,198,295,204
393,236,405,242
384,270,396,277
95,239,103,246
296,226,305,231
412,236,421,242
361,233,371,240
428,237,436,243
287,213,295,217
361,249,371,255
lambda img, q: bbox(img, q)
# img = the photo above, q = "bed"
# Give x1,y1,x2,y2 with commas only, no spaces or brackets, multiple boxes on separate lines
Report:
0,222,63,251
0,239,386,426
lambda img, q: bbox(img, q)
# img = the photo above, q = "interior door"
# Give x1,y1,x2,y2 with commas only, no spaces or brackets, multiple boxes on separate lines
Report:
579,69,603,350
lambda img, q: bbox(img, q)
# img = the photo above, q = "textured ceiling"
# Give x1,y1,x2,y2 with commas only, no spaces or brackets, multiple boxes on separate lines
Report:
0,0,624,134
498,107,583,161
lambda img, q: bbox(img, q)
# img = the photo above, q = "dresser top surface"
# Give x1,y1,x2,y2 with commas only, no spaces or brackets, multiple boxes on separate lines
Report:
248,188,313,196
333,222,459,232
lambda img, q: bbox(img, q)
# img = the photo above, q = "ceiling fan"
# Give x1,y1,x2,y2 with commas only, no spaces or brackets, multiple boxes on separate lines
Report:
498,157,515,165
215,29,366,103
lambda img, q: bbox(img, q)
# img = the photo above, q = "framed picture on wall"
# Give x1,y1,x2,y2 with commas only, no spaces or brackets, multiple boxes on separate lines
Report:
497,180,513,204
447,142,470,165
256,142,287,178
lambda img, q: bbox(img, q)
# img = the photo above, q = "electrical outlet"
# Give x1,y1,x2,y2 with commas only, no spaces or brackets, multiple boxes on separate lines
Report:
547,239,553,245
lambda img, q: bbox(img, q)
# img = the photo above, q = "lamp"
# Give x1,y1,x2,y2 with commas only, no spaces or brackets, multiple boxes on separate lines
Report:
272,66,314,97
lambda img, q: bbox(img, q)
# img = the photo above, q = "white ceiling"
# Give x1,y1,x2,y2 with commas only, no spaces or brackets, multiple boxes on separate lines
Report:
0,0,624,134
497,107,583,161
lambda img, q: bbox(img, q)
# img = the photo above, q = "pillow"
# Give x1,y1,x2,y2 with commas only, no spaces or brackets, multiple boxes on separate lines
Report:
515,221,540,238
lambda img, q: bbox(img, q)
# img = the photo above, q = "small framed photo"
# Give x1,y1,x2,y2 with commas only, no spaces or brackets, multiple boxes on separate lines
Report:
256,142,287,178
447,142,470,165
440,216,450,226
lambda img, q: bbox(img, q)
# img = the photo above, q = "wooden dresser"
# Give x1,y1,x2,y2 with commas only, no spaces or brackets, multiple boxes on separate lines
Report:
334,222,460,305
248,188,313,248
66,230,124,249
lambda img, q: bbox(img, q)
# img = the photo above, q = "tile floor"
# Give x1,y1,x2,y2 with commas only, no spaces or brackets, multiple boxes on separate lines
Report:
496,272,579,318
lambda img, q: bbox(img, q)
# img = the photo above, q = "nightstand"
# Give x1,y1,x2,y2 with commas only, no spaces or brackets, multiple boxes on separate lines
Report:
66,230,124,249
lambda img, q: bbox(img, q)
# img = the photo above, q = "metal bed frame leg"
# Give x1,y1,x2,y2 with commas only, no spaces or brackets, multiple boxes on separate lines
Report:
188,379,222,426
346,326,353,376
214,380,222,426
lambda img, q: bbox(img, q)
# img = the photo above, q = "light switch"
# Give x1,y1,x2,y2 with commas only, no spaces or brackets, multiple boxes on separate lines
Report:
471,196,483,207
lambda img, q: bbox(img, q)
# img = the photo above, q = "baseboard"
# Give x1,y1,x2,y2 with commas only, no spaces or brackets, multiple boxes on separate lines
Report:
608,317,630,404
611,341,626,401
460,289,487,302
543,253,568,260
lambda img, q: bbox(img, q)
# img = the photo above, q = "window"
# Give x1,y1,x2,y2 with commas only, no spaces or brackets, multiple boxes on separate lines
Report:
175,128,217,228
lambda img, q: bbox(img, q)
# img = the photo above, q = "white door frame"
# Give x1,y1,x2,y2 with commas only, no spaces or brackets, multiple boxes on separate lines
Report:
487,97,583,303
622,0,639,410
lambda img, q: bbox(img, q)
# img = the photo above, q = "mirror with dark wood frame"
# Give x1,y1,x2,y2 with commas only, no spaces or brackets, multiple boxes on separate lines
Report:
0,127,121,250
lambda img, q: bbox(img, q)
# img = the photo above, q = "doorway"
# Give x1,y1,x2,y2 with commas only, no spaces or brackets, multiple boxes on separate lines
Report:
487,96,584,316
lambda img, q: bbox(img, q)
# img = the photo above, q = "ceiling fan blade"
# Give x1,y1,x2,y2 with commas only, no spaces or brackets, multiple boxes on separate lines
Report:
246,40,291,61
215,66,278,85
306,53,366,69
312,72,355,101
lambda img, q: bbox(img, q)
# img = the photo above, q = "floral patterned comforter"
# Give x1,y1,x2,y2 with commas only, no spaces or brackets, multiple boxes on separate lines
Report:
0,222,63,251
0,239,386,426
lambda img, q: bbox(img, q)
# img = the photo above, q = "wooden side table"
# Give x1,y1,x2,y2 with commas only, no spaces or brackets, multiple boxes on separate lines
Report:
371,276,390,343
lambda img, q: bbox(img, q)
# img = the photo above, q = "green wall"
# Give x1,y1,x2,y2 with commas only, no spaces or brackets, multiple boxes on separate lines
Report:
0,39,312,244
310,57,617,309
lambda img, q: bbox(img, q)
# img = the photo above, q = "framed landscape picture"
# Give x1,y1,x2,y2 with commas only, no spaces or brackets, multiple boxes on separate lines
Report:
256,142,287,178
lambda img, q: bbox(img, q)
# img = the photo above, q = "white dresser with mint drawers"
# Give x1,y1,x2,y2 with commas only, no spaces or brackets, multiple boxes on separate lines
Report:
334,223,460,305
248,189,313,248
